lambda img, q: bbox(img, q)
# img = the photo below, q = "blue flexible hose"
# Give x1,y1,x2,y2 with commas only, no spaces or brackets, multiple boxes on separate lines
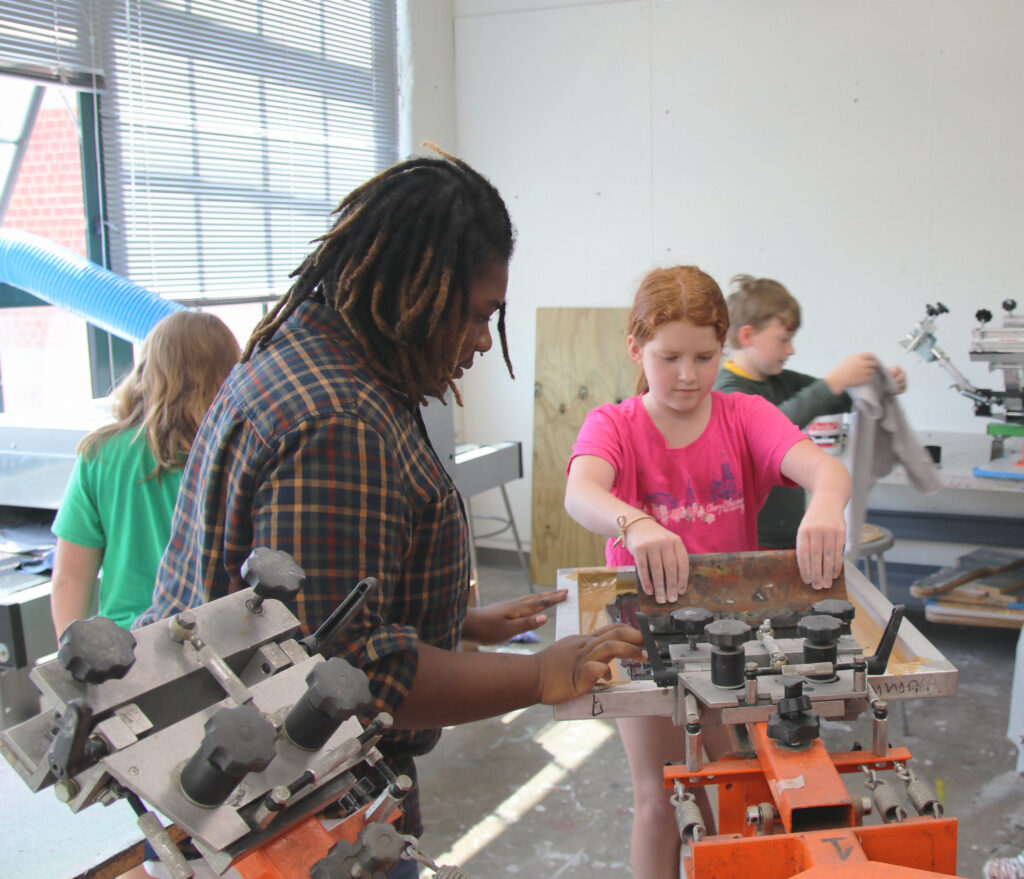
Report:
0,228,183,343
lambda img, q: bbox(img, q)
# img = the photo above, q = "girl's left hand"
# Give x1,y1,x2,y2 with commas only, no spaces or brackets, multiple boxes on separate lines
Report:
461,589,568,645
795,511,846,590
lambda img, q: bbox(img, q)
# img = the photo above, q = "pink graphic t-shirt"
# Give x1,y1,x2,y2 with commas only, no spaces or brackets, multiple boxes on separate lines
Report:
568,392,807,565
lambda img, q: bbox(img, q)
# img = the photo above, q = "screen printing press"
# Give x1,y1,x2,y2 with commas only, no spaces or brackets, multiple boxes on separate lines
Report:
0,549,473,879
554,552,963,879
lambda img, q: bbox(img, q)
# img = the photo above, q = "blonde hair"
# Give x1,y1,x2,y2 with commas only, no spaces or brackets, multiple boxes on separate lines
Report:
725,274,801,348
78,310,240,478
628,266,728,395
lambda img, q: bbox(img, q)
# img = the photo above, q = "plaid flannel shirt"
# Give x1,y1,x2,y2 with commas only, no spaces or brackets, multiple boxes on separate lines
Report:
138,299,473,835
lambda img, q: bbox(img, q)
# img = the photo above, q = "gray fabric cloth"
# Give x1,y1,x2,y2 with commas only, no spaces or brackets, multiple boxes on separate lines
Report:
845,365,941,557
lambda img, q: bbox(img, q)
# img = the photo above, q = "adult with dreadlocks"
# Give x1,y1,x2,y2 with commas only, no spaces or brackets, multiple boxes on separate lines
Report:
137,148,644,879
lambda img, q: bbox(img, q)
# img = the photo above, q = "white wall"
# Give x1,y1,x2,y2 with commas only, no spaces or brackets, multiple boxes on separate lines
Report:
397,0,456,157
423,0,1024,552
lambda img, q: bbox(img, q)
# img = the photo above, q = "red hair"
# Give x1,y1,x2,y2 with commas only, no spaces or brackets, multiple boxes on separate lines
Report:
627,266,728,394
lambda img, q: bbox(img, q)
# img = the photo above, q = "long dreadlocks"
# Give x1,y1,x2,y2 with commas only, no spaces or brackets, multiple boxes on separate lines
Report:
243,146,516,407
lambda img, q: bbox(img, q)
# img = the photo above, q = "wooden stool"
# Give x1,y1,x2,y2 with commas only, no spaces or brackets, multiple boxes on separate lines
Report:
858,523,895,599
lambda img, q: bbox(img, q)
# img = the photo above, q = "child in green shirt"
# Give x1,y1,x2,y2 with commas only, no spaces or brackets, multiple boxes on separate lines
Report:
51,310,240,635
713,274,906,547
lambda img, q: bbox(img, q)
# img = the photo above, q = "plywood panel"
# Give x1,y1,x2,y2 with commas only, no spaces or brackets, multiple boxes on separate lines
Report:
530,307,635,587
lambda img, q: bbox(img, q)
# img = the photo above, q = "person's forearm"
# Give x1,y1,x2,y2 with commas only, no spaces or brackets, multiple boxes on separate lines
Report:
392,643,542,729
803,455,852,512
460,607,485,643
778,380,851,428
50,540,104,638
565,480,639,538
822,371,845,396
50,577,96,638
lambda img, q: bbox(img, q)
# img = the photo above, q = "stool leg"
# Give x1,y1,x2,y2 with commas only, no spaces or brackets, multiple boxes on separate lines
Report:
499,485,533,592
860,555,873,584
876,553,890,600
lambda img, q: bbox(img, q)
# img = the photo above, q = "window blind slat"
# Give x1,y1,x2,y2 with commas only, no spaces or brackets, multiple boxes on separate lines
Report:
0,0,104,86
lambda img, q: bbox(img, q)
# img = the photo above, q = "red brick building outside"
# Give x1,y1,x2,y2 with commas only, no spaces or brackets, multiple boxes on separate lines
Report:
1,93,101,420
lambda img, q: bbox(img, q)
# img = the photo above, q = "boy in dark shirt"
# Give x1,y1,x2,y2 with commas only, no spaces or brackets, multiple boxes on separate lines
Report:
713,274,906,547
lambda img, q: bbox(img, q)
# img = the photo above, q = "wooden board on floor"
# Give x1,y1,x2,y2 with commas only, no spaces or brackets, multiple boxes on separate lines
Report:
909,548,1024,598
911,547,1024,629
530,307,634,588
935,573,1024,607
924,600,1024,629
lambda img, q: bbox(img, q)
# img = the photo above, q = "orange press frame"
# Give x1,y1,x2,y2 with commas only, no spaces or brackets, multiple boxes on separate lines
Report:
664,721,966,879
230,805,400,879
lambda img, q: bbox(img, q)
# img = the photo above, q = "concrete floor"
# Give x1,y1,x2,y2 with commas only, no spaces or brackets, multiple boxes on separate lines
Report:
414,556,1024,879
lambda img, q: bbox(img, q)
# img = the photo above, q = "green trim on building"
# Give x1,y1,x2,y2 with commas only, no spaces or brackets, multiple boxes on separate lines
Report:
80,91,134,397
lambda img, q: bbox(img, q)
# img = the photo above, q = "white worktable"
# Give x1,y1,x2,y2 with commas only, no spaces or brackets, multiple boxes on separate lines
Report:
837,429,1023,568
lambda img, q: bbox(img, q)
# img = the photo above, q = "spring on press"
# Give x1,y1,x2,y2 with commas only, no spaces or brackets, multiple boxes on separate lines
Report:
896,762,944,818
872,780,908,823
671,782,707,842
862,766,907,824
906,778,943,818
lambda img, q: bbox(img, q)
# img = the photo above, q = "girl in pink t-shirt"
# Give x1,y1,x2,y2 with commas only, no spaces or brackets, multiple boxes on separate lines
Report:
564,265,850,879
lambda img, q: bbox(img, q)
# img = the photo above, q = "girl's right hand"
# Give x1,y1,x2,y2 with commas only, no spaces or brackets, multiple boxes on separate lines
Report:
625,518,690,603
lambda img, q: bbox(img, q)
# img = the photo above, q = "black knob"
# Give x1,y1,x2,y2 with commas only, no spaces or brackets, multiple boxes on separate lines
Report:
798,614,843,646
310,841,360,879
706,619,751,689
1003,299,1017,314
241,547,306,603
798,614,843,682
976,308,993,325
776,680,812,717
705,619,751,650
180,704,277,807
310,825,405,879
767,680,820,747
810,599,855,630
357,823,406,865
670,607,714,637
284,658,373,750
57,617,137,684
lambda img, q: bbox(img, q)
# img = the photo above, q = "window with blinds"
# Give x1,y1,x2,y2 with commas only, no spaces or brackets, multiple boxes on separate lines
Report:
1,1,398,303
95,1,398,302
